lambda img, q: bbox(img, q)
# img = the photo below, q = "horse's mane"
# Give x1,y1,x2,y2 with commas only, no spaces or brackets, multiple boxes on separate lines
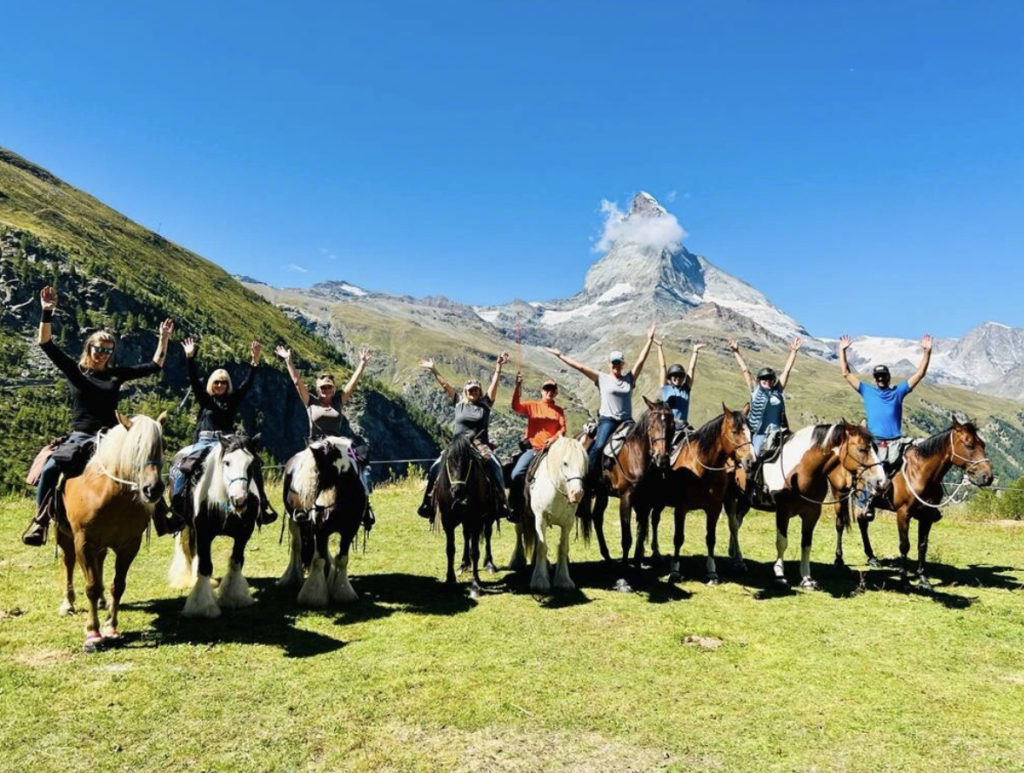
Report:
196,435,254,507
810,423,874,449
912,422,978,460
693,411,744,456
87,415,163,480
434,434,488,510
545,436,587,478
291,436,354,510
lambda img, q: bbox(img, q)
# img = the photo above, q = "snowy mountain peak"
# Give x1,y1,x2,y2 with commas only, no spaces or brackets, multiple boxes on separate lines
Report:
629,191,667,218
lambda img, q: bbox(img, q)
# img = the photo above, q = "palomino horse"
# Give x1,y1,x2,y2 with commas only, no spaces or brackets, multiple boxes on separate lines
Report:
278,437,367,606
508,437,588,592
57,412,166,653
167,434,262,617
433,434,495,598
758,423,887,588
580,398,673,566
833,419,993,589
654,406,753,585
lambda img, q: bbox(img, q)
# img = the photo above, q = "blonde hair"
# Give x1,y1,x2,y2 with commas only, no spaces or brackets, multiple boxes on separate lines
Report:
206,368,233,395
78,331,116,370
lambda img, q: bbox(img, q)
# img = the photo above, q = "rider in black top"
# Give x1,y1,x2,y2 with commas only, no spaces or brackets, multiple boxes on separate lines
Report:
23,285,175,546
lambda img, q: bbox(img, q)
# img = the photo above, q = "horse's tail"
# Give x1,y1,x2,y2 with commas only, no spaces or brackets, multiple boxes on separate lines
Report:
521,505,537,555
577,494,593,545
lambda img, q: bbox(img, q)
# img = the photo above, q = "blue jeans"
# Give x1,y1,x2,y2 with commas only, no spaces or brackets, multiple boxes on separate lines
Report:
36,431,94,507
169,433,218,497
752,433,767,458
511,448,537,482
588,417,624,478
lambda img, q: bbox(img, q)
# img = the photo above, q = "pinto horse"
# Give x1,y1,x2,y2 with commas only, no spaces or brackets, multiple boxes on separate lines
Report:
433,434,495,598
56,412,166,653
580,399,673,566
832,419,993,589
508,437,588,592
653,406,753,584
167,434,262,617
757,423,887,588
278,437,367,606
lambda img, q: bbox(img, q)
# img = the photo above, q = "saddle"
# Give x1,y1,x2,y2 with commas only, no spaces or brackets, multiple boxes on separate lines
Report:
745,429,792,512
170,445,215,521
669,424,694,467
601,420,636,467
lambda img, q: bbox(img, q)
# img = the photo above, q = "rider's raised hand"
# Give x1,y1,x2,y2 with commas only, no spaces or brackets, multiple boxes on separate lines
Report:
839,335,852,351
419,358,436,372
159,319,175,340
359,346,372,364
727,338,740,353
647,322,657,340
182,337,197,359
275,345,292,361
920,334,933,352
514,372,523,385
496,351,510,366
40,285,58,311
251,339,261,365
544,347,562,358
790,336,803,352
693,342,706,352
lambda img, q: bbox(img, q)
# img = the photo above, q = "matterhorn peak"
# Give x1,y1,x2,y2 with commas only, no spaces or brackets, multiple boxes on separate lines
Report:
629,191,667,218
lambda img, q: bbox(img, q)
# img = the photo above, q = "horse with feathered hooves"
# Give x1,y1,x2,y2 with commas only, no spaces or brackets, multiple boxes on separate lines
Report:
168,433,262,617
754,423,887,589
56,412,166,653
277,437,366,607
508,437,588,592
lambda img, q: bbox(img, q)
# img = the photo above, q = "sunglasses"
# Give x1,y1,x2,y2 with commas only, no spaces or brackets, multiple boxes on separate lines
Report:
90,345,114,356
212,380,229,386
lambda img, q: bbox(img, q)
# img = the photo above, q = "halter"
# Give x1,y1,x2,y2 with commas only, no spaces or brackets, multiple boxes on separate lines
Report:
898,431,989,509
778,431,879,507
92,429,162,493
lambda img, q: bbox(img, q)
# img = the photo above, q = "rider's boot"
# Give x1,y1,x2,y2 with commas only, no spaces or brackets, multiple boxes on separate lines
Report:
362,501,376,532
417,487,434,519
21,496,53,547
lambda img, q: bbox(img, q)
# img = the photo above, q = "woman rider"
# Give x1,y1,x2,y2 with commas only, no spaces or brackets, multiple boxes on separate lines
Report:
507,374,567,520
167,336,275,524
728,336,802,457
656,338,705,435
545,322,656,483
276,344,374,497
23,285,175,546
416,352,510,519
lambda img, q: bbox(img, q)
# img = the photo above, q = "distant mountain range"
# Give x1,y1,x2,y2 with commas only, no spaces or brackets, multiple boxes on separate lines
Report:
241,191,1024,481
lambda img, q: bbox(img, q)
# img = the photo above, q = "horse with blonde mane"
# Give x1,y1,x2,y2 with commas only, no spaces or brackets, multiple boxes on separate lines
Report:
277,436,366,606
508,437,588,592
56,411,166,652
167,433,262,617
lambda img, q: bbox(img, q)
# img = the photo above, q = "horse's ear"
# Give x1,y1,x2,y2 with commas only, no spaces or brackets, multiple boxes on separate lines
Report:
721,402,729,416
156,411,168,426
951,415,963,429
116,412,132,430
249,433,262,452
643,395,655,409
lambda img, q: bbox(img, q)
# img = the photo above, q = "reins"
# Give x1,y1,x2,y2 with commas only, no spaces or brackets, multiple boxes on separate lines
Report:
899,432,989,509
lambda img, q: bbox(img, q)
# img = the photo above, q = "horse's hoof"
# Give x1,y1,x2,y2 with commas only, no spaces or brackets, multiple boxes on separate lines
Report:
833,557,846,568
58,602,75,617
468,584,482,600
83,633,103,654
667,571,681,584
774,576,789,587
799,577,819,590
613,578,633,593
484,562,498,574
866,557,882,569
706,576,719,587
600,551,612,562
733,560,748,574
102,627,121,642
457,563,471,575
915,575,933,592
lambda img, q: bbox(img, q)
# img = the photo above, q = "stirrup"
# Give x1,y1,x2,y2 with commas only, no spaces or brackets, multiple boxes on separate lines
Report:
362,503,376,531
21,516,50,547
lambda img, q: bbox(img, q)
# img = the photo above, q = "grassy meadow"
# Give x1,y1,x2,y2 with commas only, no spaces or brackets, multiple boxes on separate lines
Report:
2,480,1024,772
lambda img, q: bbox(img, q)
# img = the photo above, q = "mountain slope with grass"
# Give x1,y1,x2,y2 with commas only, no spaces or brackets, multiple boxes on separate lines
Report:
0,147,440,494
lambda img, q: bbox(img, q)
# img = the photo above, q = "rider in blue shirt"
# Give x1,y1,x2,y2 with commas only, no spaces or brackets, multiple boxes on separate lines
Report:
656,339,704,431
729,336,802,457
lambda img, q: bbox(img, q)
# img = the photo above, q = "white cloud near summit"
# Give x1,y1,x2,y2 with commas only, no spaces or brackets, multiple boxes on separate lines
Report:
593,198,687,253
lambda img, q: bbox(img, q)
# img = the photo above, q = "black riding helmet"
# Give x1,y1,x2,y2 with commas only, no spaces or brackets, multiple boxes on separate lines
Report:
666,364,686,379
872,365,891,378
756,367,777,382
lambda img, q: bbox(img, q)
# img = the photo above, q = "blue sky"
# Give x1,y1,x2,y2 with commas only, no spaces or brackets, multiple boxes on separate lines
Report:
3,1,1022,339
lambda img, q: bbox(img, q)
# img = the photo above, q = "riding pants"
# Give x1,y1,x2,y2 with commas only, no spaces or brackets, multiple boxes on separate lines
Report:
35,431,95,507
587,416,624,478
510,448,537,482
169,432,219,497
426,453,505,491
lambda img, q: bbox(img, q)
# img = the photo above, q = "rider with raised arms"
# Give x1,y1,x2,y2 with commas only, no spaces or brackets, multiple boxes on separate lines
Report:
656,338,704,434
728,336,802,457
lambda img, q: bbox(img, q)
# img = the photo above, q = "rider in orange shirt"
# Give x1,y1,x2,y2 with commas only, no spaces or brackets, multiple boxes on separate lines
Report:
509,374,567,487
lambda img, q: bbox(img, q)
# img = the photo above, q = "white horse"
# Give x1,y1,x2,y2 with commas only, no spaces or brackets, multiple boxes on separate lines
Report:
509,437,588,592
167,434,261,617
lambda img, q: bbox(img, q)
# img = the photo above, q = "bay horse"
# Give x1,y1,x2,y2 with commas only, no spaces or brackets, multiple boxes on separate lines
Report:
655,405,753,584
433,433,495,598
580,398,673,566
167,433,262,617
56,412,166,653
757,423,887,588
832,419,992,589
278,436,367,607
508,437,588,592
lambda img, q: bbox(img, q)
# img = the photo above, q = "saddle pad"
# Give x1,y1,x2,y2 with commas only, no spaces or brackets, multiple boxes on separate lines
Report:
26,444,56,486
669,426,693,467
602,420,636,461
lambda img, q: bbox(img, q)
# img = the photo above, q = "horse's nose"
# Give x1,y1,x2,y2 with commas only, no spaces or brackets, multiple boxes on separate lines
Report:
143,482,163,502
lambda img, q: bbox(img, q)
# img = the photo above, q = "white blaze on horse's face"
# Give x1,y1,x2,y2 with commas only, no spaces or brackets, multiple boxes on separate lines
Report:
844,429,886,496
562,457,584,505
222,447,255,513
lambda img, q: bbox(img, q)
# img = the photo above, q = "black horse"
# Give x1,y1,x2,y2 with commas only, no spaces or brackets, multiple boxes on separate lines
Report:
169,433,262,618
277,437,368,607
433,434,496,598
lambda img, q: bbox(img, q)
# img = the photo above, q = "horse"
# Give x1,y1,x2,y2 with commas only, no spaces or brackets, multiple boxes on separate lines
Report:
167,433,262,617
832,418,993,589
433,433,495,598
277,436,367,607
56,412,166,653
579,398,673,566
755,422,887,588
508,437,588,592
651,405,753,585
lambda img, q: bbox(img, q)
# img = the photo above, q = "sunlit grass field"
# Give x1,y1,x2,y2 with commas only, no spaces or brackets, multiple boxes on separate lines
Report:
2,480,1023,772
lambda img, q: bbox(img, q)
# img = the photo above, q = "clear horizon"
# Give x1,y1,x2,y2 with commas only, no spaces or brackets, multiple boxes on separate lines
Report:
3,2,1022,340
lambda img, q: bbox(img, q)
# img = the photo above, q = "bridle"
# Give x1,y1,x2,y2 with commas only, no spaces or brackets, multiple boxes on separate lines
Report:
900,430,990,509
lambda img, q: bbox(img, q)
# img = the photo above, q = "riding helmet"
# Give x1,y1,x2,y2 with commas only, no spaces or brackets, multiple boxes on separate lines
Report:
756,367,777,381
666,364,686,379
872,365,891,378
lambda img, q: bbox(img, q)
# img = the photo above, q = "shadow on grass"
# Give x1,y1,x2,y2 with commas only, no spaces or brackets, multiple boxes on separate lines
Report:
502,557,693,603
326,572,479,626
119,578,346,658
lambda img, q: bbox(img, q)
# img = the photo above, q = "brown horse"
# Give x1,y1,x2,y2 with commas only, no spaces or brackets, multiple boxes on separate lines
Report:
579,398,673,566
832,419,993,589
57,412,167,652
756,423,887,588
656,405,753,584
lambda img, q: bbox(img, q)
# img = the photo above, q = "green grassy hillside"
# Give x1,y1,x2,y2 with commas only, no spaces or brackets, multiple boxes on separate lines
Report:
0,147,439,494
